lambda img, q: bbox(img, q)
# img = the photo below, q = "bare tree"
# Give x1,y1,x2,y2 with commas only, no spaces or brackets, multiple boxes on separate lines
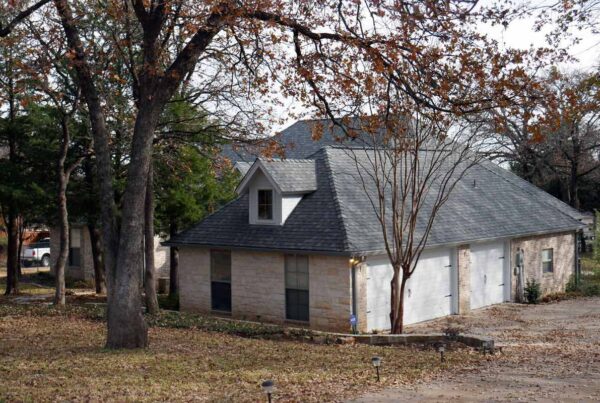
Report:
5,0,550,348
342,112,486,333
482,70,600,209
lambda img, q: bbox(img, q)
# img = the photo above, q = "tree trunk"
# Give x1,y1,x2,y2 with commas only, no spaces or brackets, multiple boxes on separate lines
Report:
89,224,107,294
54,172,69,306
16,218,24,279
53,0,118,297
53,117,73,306
569,160,580,210
169,221,179,297
390,267,408,334
105,105,162,349
4,209,18,295
144,162,159,314
4,45,19,294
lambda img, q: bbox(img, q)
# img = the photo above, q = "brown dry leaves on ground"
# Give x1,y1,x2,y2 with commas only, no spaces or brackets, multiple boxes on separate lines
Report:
0,306,483,402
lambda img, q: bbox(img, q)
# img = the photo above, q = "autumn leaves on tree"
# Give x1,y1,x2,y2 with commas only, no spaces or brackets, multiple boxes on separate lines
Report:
0,1,597,346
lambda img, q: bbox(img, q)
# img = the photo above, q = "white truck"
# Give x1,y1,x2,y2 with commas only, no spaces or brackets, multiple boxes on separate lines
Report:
21,238,51,267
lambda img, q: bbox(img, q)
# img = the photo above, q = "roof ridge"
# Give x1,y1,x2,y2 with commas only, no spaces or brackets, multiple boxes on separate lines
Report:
477,159,583,225
322,148,353,253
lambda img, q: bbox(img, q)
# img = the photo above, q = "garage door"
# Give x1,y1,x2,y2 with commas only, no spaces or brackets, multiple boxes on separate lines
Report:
366,248,456,332
470,241,507,310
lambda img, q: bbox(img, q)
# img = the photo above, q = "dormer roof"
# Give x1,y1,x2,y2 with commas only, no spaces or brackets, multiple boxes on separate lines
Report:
236,158,317,195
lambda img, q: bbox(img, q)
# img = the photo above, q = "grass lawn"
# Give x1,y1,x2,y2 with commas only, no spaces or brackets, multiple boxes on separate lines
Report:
0,303,484,402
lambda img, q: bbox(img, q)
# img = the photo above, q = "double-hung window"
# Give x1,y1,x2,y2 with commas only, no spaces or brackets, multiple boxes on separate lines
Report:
69,228,81,267
285,254,309,321
542,248,554,273
257,189,273,220
211,249,232,312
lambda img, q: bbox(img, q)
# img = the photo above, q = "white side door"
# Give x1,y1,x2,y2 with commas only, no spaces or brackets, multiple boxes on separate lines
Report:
470,240,506,309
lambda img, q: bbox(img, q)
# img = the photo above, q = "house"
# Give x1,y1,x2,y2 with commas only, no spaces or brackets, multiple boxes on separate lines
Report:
167,135,584,333
49,224,170,284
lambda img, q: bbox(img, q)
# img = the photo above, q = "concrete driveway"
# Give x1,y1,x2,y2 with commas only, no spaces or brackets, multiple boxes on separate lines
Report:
352,297,600,402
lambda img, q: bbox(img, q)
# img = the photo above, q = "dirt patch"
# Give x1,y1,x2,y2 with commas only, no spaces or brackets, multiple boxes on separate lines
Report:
352,298,600,402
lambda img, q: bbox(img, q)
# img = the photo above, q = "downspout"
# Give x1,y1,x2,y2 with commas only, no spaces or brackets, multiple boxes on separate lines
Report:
350,258,358,334
575,230,581,286
350,256,365,334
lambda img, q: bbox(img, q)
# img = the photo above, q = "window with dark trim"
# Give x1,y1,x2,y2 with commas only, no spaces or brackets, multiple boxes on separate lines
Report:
211,249,231,312
257,189,273,220
69,228,81,267
285,254,309,321
542,248,554,273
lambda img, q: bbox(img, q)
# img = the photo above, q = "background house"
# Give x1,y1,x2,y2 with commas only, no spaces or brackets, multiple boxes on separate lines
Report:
49,224,170,284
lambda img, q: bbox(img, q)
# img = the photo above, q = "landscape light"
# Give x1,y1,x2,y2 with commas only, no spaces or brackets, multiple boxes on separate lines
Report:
261,380,274,403
371,356,381,382
438,344,446,362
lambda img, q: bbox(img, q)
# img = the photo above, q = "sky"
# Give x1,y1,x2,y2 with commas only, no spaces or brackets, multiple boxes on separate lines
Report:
478,0,599,71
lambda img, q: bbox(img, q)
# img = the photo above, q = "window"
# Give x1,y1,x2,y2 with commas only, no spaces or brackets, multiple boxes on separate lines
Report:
211,249,231,312
285,254,309,321
542,248,554,273
257,189,273,220
69,228,81,267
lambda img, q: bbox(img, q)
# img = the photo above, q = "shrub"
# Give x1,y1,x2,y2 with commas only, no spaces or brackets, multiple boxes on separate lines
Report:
565,275,579,293
524,278,541,304
581,283,600,297
158,293,180,311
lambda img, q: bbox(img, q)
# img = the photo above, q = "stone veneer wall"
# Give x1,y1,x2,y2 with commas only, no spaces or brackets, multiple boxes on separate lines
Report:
354,262,369,333
511,231,575,296
308,254,352,332
178,247,353,332
178,246,211,312
456,244,471,314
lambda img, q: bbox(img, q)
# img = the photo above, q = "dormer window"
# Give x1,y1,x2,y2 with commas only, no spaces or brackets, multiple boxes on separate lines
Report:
236,158,317,226
258,189,273,220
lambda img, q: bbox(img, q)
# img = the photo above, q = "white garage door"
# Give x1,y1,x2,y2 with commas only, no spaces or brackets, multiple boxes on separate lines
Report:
470,241,507,310
366,248,456,332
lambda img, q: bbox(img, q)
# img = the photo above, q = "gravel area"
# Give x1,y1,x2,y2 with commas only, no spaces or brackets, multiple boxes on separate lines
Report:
352,297,600,402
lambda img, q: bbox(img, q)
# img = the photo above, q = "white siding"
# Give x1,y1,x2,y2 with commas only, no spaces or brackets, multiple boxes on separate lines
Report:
281,195,302,223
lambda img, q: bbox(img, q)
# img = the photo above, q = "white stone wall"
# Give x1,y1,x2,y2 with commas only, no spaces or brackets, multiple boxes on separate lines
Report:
178,247,353,332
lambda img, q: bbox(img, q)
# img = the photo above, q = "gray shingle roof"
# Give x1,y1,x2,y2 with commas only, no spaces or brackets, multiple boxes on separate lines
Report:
236,158,317,194
220,118,371,162
260,159,317,193
168,152,348,254
168,146,584,254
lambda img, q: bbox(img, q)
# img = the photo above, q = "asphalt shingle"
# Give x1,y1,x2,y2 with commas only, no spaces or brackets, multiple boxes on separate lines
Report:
168,145,584,254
